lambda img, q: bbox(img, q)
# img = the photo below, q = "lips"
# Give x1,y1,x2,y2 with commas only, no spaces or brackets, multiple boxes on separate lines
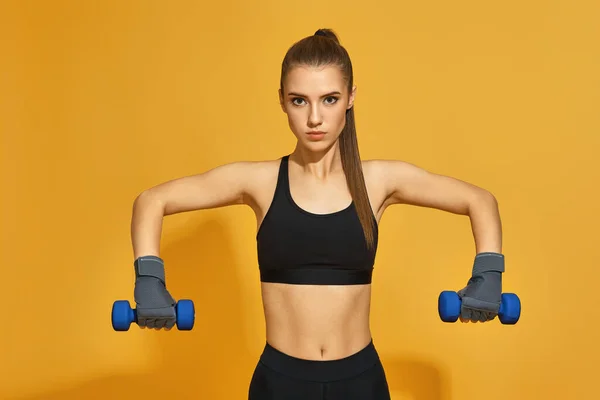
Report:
305,131,326,141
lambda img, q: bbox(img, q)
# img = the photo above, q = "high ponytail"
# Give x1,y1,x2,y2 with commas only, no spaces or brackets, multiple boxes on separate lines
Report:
280,29,376,250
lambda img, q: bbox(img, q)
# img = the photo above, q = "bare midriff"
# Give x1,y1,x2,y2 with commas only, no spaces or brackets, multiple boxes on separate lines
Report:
260,282,373,361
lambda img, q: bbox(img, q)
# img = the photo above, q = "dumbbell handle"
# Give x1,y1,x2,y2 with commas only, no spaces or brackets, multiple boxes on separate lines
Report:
123,307,137,324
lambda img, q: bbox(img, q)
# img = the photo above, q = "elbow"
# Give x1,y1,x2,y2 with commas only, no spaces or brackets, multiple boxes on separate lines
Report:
133,189,151,206
133,189,166,213
483,190,499,207
468,189,498,213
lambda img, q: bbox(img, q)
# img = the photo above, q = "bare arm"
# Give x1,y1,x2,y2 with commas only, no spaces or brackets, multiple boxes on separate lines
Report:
377,160,502,254
130,162,255,259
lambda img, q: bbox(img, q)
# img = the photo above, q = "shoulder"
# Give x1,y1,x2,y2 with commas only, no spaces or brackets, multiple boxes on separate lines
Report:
222,157,282,197
362,158,427,185
362,158,423,173
212,157,281,177
237,157,281,181
361,158,491,211
361,158,437,202
223,157,282,211
178,157,281,199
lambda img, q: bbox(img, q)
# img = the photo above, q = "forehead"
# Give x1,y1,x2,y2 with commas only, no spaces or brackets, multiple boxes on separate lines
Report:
283,65,346,95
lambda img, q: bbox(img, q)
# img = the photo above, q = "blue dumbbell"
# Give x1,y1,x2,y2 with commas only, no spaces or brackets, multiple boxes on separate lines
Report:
111,299,195,331
438,291,521,324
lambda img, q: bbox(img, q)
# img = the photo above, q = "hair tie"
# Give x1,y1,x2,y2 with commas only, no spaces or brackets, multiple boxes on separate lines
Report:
315,30,327,37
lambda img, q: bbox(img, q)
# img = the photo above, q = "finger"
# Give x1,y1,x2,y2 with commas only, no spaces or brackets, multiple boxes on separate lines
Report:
165,319,175,330
145,318,156,329
155,319,166,330
165,318,176,330
460,307,472,321
470,310,482,323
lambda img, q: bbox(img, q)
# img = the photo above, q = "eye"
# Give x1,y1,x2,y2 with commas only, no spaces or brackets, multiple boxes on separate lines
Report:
291,98,306,106
290,96,339,106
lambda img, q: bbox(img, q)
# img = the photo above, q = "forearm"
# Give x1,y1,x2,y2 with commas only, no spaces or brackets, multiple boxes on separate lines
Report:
467,191,502,254
131,190,166,259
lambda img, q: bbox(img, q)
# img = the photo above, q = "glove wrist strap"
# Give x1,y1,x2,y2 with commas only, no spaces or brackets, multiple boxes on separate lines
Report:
473,252,505,275
134,255,166,283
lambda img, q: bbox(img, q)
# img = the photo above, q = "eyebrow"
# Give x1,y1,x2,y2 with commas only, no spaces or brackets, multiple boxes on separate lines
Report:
287,91,342,97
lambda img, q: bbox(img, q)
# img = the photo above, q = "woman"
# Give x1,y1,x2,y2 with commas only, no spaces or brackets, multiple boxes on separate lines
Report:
130,29,505,399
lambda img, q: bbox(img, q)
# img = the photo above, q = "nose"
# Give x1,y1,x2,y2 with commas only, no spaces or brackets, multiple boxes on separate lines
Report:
307,103,323,128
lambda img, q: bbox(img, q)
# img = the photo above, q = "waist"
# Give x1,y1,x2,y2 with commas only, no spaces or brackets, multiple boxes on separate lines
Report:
259,266,373,285
260,281,372,359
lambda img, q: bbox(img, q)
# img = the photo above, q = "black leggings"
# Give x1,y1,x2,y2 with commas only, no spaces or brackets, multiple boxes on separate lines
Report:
248,339,391,400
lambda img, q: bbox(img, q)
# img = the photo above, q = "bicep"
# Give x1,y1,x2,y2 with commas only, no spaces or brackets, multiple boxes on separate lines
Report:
382,160,492,215
137,162,254,216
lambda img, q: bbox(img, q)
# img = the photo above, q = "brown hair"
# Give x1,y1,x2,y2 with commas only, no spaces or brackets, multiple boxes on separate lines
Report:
280,28,376,250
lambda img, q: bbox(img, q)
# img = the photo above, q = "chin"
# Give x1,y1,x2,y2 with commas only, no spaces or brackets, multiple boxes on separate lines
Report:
300,138,336,152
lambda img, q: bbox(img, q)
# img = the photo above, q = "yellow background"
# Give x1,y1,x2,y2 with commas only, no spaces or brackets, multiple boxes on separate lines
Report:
2,1,598,399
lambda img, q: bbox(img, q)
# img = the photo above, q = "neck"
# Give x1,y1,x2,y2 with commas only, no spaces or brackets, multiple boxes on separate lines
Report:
290,141,343,180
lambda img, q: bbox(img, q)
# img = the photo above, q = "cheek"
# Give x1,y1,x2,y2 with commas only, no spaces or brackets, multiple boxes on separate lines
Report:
286,110,305,132
288,109,303,122
330,108,348,128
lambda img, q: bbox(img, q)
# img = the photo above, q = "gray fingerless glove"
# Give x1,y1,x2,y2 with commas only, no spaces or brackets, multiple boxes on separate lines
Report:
133,256,176,329
457,252,504,322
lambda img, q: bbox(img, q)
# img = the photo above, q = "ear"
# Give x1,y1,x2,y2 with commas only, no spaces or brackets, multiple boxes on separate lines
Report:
347,85,357,110
279,88,287,113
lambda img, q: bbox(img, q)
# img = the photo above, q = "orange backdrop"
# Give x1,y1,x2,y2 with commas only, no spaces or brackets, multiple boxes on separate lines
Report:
2,1,599,399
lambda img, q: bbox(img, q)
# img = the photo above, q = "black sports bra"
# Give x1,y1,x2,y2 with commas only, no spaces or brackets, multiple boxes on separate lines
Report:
256,155,378,285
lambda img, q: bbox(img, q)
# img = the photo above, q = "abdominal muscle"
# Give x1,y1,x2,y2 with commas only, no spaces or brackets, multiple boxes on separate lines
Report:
260,281,373,361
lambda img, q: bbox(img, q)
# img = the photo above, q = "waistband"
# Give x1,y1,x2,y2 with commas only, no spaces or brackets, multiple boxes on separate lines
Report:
259,268,373,285
258,339,381,382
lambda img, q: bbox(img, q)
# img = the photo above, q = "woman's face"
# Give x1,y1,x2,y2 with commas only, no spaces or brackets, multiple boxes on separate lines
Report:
279,64,356,152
